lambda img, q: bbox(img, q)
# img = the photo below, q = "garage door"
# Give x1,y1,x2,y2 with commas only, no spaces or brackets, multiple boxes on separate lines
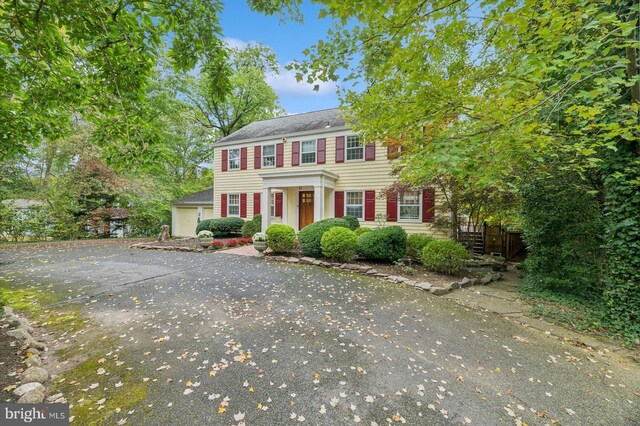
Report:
174,207,198,237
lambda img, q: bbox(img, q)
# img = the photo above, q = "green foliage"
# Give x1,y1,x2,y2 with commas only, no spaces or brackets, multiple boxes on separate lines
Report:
520,169,603,296
406,234,436,261
341,215,360,231
197,217,245,238
321,227,358,261
357,226,407,263
354,227,372,236
298,219,349,258
265,224,296,254
421,240,469,275
242,215,262,237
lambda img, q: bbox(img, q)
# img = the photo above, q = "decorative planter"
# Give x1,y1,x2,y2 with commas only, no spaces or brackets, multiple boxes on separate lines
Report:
254,241,267,256
198,238,213,248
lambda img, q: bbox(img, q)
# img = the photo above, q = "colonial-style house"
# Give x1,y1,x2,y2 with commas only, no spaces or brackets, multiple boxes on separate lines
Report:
210,108,438,235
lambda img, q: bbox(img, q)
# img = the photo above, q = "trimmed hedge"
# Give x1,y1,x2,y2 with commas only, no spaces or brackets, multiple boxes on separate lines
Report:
321,227,358,261
421,240,469,275
266,224,296,254
406,233,436,260
195,217,245,238
354,227,372,236
242,214,262,237
342,215,360,231
357,226,407,263
298,218,349,257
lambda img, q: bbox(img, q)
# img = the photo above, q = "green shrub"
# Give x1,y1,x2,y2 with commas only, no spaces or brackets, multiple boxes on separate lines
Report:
354,227,372,236
321,227,358,261
406,233,436,260
421,240,469,275
196,217,245,237
298,218,349,257
242,214,262,237
357,226,407,263
342,215,360,230
266,224,296,254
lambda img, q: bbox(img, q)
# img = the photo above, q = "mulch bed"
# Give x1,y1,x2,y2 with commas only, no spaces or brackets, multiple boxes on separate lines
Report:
0,330,23,403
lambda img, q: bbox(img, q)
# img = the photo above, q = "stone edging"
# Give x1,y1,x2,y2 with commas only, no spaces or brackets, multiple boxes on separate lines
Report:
2,306,52,403
130,242,204,252
265,255,503,295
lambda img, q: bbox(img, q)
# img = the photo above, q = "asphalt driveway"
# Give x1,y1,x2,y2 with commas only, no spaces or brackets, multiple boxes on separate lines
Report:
1,242,638,425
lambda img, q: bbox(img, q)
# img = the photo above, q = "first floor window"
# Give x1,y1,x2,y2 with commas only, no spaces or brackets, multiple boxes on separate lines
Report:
228,193,240,216
345,191,364,219
301,140,316,164
228,148,240,170
263,144,275,167
346,135,363,161
399,190,420,221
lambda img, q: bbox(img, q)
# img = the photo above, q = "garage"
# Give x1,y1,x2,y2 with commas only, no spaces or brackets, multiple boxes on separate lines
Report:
170,188,214,237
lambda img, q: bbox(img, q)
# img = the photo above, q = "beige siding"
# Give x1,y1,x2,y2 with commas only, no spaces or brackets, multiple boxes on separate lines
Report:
214,131,446,237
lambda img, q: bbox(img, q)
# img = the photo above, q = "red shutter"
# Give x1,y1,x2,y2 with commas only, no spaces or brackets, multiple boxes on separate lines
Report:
276,143,284,167
386,192,397,222
240,193,247,218
317,138,326,164
221,193,227,217
254,146,261,170
335,136,345,163
422,188,435,223
334,191,344,218
253,192,261,215
364,190,375,221
275,192,283,217
221,149,228,172
365,143,376,161
291,141,300,166
240,147,248,170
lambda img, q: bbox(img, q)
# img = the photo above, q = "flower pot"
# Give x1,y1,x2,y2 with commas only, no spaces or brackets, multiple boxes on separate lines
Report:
254,240,267,254
199,238,213,248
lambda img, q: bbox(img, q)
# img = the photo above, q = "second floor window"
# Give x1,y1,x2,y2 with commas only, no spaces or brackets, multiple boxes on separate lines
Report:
229,148,240,170
263,144,275,167
301,140,316,164
346,135,363,161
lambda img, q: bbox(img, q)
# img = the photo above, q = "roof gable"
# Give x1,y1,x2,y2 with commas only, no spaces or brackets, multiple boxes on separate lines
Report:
171,188,213,205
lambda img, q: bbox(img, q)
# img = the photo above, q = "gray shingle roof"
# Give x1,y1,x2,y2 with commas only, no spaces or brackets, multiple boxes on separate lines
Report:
171,188,213,205
217,108,345,144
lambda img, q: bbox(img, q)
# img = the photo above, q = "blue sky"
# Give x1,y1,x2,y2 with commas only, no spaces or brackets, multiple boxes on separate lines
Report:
220,1,340,114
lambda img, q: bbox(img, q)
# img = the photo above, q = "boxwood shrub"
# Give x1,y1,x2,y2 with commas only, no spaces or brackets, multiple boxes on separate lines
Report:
195,217,245,238
354,227,372,236
421,240,469,275
298,218,349,257
321,227,358,261
406,233,436,260
242,214,262,237
266,224,296,254
342,215,360,231
357,226,407,263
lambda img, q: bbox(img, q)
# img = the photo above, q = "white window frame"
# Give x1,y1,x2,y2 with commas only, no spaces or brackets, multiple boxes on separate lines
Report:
270,192,276,218
300,139,317,165
228,148,240,170
345,190,364,220
262,144,276,168
345,135,364,162
398,190,421,222
227,193,240,217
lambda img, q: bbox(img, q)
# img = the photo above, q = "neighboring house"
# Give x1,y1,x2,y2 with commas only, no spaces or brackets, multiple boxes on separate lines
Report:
213,108,439,235
171,188,214,237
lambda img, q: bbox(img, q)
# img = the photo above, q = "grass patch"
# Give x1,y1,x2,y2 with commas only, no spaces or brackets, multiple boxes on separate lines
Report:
50,353,148,424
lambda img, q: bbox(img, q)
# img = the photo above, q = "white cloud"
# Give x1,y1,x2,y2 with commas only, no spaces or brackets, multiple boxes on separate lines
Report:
223,37,253,50
267,66,338,97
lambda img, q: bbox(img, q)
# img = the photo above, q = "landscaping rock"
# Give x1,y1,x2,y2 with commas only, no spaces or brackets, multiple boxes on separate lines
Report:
24,339,46,351
404,280,418,286
26,354,42,367
18,389,45,404
460,277,478,288
429,286,449,296
7,328,32,341
287,257,300,263
480,272,503,285
416,282,433,290
366,269,377,275
448,281,461,290
14,382,45,397
26,348,41,356
20,366,49,384
3,306,13,316
301,257,315,264
312,260,323,266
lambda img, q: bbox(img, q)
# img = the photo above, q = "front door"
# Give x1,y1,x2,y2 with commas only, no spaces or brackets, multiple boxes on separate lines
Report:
299,191,314,230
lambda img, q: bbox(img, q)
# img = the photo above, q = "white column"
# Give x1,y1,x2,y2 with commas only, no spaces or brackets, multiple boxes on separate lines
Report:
262,187,271,232
314,185,324,222
282,189,288,226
